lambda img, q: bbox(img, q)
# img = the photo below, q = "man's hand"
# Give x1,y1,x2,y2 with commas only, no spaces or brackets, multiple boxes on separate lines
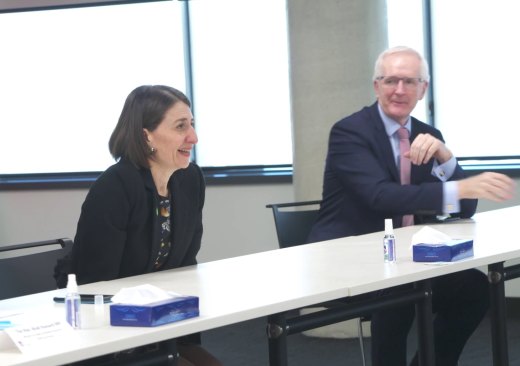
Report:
458,172,516,202
404,133,453,165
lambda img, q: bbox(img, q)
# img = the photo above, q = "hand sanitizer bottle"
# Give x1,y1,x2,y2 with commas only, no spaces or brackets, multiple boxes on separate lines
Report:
65,274,81,329
383,219,396,263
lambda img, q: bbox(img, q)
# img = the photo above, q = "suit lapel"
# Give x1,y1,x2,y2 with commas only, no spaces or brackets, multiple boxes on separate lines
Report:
167,174,189,267
369,103,400,182
140,169,163,271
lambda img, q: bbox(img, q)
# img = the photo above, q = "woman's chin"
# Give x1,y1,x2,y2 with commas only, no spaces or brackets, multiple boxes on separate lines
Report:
176,159,191,170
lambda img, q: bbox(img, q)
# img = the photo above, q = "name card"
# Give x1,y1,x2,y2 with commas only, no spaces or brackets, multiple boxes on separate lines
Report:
4,319,75,353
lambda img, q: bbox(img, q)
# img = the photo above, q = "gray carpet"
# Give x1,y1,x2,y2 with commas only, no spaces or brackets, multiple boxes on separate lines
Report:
202,301,520,365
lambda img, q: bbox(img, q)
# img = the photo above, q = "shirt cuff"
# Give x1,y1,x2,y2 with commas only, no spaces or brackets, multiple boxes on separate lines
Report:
443,181,460,214
431,156,456,182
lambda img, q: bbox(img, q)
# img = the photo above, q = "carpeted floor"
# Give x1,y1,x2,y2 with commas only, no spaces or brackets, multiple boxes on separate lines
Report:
202,300,520,365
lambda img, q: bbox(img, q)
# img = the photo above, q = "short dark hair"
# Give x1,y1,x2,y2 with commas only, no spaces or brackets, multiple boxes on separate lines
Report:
109,85,191,169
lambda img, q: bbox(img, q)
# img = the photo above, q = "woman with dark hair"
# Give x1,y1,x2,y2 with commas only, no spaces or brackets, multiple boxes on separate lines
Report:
55,85,222,366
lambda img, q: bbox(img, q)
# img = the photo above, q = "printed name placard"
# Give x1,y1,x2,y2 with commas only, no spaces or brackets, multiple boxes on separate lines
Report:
4,319,75,353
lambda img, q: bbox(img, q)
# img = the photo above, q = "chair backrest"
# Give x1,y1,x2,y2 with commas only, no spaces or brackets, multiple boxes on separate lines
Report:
266,200,321,248
0,238,73,300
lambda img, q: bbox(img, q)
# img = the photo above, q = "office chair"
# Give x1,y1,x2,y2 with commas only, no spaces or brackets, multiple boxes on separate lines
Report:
266,200,369,366
0,238,73,300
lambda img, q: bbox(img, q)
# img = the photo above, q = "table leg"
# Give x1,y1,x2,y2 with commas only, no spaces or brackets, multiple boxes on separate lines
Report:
267,313,288,366
488,262,509,366
415,279,434,366
265,286,433,365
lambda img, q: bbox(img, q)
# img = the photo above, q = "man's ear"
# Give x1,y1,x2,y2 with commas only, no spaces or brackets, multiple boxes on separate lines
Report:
418,81,429,100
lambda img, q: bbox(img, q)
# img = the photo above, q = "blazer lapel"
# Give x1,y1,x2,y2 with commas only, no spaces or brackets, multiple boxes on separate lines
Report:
369,103,400,182
166,176,190,267
140,169,163,271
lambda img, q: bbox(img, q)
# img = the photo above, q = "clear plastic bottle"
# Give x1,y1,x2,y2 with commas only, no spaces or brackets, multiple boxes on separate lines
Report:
94,294,105,327
65,273,81,329
383,219,396,263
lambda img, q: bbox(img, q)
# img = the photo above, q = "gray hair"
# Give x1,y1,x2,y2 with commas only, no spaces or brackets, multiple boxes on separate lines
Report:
372,46,430,82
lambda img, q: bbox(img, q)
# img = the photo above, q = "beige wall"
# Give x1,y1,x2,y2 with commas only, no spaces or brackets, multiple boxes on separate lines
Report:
0,184,294,263
2,182,519,261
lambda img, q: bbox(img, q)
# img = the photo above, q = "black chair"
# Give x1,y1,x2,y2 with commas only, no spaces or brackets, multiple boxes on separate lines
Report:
266,200,322,248
266,200,368,366
0,238,73,300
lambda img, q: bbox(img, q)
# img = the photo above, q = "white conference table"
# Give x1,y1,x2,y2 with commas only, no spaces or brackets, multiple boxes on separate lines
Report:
268,206,520,366
1,206,519,366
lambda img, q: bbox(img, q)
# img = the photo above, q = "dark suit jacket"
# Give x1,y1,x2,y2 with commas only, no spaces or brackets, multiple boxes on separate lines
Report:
308,102,477,243
55,159,205,287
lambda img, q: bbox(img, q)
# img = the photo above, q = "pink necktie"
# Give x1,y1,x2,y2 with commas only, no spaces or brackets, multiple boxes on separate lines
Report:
398,127,414,226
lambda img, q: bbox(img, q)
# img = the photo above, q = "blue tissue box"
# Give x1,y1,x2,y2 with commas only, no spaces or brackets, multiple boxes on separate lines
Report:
110,296,199,327
413,239,474,262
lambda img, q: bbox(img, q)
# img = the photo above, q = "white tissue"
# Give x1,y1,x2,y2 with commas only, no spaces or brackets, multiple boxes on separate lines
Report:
110,284,180,305
411,226,452,246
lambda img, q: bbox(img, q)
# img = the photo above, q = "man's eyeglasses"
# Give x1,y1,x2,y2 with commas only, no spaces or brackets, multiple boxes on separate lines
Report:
376,76,425,89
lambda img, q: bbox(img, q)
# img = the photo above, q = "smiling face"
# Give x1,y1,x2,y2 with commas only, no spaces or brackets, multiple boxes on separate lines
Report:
373,52,428,125
144,101,197,172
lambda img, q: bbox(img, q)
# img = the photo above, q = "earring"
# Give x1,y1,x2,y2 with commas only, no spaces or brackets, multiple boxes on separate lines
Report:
150,146,156,154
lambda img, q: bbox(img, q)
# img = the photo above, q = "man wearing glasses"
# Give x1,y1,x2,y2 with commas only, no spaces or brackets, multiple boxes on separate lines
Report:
308,46,515,366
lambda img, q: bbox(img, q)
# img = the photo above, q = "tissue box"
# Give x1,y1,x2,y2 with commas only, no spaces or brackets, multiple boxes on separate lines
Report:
413,239,474,262
110,296,199,327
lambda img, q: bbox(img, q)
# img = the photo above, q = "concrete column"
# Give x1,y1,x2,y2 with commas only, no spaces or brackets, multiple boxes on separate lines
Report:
287,0,388,201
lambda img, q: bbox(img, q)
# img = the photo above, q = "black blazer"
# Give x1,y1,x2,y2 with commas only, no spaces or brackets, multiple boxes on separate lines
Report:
308,102,477,243
55,159,205,287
